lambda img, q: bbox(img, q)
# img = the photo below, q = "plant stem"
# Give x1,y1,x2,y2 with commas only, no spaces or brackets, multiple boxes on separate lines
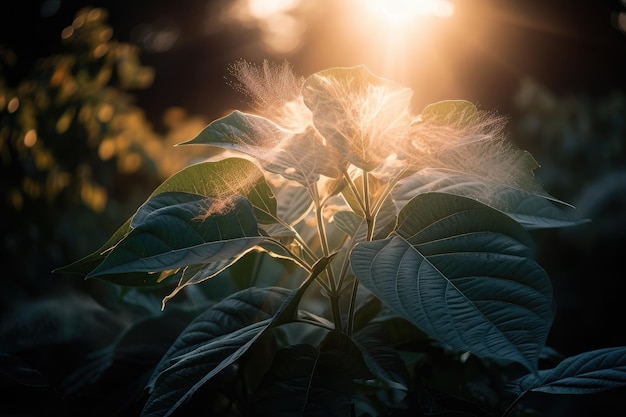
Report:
346,278,359,336
362,171,375,241
269,213,318,265
342,169,367,215
311,185,342,330
371,166,407,217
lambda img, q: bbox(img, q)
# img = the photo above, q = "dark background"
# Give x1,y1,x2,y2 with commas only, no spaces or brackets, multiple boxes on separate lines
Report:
2,0,625,124
2,0,626,416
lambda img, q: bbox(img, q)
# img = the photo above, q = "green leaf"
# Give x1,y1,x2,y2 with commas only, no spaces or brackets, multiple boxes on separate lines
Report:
180,110,341,187
180,110,283,149
159,260,238,308
151,157,277,224
53,218,133,276
303,65,413,170
276,182,314,225
393,168,585,229
508,347,626,394
142,256,335,417
142,287,290,417
332,211,363,238
350,192,553,373
253,331,371,417
55,158,276,276
88,192,267,278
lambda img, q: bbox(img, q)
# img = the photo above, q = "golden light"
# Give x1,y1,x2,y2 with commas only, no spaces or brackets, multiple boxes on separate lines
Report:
337,0,456,85
364,0,454,24
247,0,301,19
23,130,38,148
216,0,311,54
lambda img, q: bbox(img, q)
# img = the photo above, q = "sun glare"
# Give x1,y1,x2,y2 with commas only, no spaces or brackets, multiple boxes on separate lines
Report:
338,0,457,84
247,0,301,19
364,0,454,24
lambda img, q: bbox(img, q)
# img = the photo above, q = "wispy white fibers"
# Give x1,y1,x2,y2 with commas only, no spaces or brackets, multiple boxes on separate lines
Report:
408,103,545,194
302,65,414,170
228,59,312,133
226,61,544,200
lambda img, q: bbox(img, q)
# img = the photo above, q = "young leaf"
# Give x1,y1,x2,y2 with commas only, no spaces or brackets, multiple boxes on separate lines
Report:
508,346,626,395
350,192,553,373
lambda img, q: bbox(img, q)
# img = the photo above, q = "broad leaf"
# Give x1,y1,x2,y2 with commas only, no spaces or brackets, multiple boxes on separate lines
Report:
332,211,364,238
142,256,335,417
142,287,289,417
180,110,342,187
350,192,553,372
53,218,133,276
353,324,410,392
55,158,276,276
88,193,267,278
159,260,238,308
253,331,371,417
393,168,585,229
150,157,277,224
275,182,314,225
508,346,626,394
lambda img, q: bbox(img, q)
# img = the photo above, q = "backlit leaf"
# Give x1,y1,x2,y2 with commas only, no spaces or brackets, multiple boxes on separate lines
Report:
393,168,585,229
88,193,268,278
351,192,553,373
55,158,276,276
303,65,413,171
181,110,341,186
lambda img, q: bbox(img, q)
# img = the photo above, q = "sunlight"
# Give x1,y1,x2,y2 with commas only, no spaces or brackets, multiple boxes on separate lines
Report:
364,0,454,24
217,0,310,53
340,0,456,85
247,0,301,19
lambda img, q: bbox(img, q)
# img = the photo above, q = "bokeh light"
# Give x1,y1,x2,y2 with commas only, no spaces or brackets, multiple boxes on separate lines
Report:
214,0,315,54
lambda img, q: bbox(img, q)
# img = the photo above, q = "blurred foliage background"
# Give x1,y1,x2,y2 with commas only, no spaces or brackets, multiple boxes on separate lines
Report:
1,1,626,415
0,8,212,399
